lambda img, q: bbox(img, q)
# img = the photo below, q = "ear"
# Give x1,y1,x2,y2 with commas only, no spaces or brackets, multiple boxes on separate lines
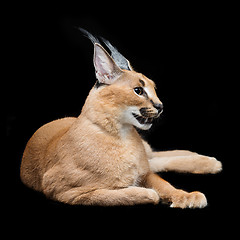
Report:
94,43,123,84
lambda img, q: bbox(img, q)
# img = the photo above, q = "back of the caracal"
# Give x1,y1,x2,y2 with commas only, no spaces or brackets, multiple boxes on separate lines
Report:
20,117,77,191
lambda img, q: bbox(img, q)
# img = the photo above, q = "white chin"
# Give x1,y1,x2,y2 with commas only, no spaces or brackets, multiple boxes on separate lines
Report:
133,121,152,130
121,107,153,131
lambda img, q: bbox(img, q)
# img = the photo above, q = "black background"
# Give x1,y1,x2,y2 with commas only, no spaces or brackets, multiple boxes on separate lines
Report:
6,2,236,235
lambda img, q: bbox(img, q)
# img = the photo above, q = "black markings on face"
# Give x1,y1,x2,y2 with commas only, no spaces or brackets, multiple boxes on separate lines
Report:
139,79,145,87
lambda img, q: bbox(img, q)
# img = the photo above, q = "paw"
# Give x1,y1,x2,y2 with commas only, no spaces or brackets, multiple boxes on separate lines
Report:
209,157,222,173
129,187,160,205
170,190,207,209
146,189,160,204
193,156,222,174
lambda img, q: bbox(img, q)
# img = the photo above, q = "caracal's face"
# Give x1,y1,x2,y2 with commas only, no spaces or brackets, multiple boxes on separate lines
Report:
97,70,163,130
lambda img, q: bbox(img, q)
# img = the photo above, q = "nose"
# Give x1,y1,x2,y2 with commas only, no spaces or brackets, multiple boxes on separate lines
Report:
153,103,163,112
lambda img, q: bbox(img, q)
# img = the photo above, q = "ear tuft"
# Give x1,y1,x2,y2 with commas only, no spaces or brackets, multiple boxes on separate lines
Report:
94,43,123,84
78,27,101,45
101,38,133,71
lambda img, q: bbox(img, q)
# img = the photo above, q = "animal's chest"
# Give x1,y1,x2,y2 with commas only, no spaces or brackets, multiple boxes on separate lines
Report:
75,126,150,188
104,139,150,187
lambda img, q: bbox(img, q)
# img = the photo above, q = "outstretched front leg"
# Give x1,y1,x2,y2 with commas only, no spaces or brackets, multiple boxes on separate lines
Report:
142,140,222,174
144,172,207,208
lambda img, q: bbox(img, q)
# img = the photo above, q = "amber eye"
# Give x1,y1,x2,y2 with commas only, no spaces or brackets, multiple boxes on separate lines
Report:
134,87,144,95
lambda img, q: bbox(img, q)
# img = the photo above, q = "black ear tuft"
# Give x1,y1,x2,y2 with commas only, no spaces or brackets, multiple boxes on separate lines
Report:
100,37,133,71
78,27,101,45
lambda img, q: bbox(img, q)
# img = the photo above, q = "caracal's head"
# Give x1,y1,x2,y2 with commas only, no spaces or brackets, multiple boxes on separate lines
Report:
81,29,163,131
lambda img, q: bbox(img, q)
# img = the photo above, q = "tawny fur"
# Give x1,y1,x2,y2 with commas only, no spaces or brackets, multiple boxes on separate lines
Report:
20,42,222,208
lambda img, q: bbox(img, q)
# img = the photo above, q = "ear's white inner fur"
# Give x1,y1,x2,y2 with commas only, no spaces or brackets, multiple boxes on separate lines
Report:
94,44,122,84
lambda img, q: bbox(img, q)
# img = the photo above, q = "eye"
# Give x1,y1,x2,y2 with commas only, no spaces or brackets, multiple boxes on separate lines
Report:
134,87,144,95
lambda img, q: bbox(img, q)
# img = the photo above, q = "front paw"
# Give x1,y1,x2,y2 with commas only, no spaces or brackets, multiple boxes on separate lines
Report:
208,157,222,173
170,190,207,209
193,156,222,174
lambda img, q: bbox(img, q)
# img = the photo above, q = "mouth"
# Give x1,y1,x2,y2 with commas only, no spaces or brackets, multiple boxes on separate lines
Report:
132,113,154,125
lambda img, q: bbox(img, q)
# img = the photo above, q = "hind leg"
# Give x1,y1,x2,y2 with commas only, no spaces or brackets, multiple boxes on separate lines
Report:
42,165,159,206
54,186,160,206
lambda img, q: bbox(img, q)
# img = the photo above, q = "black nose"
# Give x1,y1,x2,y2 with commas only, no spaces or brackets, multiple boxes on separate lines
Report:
153,103,163,112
